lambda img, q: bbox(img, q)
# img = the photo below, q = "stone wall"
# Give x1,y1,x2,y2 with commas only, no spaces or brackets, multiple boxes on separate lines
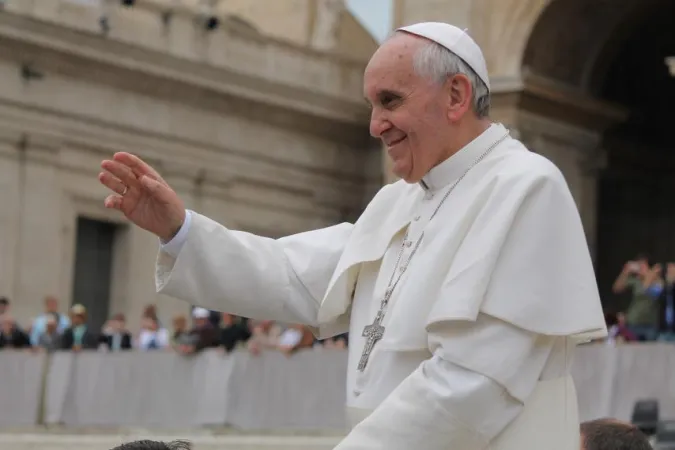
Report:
0,2,379,330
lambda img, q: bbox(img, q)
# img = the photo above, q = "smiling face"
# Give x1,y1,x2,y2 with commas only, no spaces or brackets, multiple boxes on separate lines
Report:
364,33,474,183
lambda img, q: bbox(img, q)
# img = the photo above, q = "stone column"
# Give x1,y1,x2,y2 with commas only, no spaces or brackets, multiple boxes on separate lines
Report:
0,129,24,304
310,0,346,51
11,134,64,321
576,147,607,263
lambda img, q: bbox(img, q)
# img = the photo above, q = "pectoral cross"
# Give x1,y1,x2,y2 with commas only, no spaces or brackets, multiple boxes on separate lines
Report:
357,311,385,372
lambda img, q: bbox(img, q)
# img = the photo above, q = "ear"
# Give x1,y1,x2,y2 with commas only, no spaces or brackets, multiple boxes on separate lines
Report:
446,74,472,122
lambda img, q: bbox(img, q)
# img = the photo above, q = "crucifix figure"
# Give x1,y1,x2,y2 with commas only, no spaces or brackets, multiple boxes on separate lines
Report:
357,311,385,372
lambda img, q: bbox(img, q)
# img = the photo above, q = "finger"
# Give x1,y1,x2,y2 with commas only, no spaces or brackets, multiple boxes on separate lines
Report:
140,175,172,203
101,160,140,188
103,194,123,210
98,171,128,196
113,152,165,184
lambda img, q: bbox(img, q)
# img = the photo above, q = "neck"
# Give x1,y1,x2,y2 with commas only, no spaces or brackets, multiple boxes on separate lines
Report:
435,118,492,167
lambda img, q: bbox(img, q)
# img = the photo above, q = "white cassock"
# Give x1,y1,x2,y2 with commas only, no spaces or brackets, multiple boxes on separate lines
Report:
156,123,607,449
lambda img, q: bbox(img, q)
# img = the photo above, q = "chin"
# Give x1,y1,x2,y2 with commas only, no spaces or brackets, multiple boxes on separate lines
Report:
393,168,420,184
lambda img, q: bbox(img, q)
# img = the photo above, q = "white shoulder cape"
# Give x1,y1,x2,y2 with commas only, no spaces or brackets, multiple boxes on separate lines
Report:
316,140,607,343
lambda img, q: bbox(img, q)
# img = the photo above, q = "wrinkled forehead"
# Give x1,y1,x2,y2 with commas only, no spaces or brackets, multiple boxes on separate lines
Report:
363,32,427,99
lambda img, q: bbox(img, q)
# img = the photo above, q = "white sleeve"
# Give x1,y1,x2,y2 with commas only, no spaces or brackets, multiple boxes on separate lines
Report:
160,210,193,257
155,212,353,331
335,315,556,449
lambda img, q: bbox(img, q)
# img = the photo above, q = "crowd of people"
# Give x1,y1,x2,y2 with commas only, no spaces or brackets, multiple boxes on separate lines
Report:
0,295,348,354
608,254,675,343
4,253,674,352
4,252,674,352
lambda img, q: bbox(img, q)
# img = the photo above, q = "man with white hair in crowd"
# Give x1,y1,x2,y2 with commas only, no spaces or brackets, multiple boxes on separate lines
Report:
100,21,607,449
174,307,219,355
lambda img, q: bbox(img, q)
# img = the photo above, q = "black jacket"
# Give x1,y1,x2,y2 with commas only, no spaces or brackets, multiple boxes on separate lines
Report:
99,332,133,350
0,327,30,349
60,326,99,350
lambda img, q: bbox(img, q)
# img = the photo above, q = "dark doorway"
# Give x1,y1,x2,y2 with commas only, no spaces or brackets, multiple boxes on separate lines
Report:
71,217,119,333
594,1,675,309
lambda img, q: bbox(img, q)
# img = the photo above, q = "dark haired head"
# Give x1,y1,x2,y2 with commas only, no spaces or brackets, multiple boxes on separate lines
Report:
109,440,191,450
635,254,649,264
581,419,652,450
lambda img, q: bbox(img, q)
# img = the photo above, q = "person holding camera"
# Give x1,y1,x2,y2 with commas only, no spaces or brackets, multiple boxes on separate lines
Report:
612,255,661,341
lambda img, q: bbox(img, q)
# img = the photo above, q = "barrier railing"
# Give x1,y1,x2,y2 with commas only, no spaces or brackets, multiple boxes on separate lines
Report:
1,344,674,429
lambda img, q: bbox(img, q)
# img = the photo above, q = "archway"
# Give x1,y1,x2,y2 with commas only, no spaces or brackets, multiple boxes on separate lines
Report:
522,0,675,308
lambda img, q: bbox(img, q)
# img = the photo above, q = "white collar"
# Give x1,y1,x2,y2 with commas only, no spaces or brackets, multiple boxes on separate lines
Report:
419,123,509,193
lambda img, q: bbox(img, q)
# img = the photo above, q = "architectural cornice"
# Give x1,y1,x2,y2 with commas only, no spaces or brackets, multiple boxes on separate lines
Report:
491,72,629,132
0,8,370,135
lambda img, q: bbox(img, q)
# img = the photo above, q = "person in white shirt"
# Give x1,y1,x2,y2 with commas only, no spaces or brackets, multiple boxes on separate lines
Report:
136,314,169,350
98,22,607,450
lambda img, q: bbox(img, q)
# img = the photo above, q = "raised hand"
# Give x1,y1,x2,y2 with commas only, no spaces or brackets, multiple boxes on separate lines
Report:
98,152,185,242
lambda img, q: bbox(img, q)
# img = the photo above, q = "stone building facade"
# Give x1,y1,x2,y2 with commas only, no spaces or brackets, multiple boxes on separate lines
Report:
0,0,381,330
0,0,673,328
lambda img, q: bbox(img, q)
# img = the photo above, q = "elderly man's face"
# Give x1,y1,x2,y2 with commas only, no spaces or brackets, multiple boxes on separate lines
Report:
364,33,460,183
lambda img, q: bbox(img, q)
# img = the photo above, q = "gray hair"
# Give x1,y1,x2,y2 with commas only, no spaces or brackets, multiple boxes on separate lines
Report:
410,39,490,118
110,440,192,450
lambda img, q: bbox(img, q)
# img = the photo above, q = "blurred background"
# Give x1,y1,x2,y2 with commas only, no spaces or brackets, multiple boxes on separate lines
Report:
0,0,674,449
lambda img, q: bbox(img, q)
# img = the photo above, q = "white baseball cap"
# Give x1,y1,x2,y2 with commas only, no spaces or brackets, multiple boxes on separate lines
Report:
396,22,490,92
192,307,210,319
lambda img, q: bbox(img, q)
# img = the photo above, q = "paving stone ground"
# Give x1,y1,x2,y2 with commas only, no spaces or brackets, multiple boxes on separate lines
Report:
0,428,344,450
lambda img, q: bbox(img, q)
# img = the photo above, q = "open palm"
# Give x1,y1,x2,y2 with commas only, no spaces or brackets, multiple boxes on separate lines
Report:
99,152,185,242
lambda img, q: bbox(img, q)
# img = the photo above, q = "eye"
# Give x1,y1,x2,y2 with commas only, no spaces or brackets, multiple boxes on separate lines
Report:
380,93,401,108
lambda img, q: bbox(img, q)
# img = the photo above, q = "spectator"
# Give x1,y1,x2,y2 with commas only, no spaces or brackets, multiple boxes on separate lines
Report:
605,312,637,344
143,304,159,322
0,297,9,315
36,313,63,351
137,314,169,350
30,296,70,346
99,313,132,351
323,332,349,349
171,314,191,347
176,307,219,355
612,255,661,341
277,324,315,355
657,262,675,341
219,313,250,352
60,304,98,351
580,418,652,450
246,319,283,356
190,305,222,329
0,315,30,349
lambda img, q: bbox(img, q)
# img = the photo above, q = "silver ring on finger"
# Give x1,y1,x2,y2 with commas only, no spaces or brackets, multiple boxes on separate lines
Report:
121,185,128,196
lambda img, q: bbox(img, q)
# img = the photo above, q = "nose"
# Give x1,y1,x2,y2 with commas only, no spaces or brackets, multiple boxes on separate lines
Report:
369,108,392,138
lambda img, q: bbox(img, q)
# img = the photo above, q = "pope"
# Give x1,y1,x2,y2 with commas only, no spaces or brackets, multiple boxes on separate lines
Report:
99,22,607,450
